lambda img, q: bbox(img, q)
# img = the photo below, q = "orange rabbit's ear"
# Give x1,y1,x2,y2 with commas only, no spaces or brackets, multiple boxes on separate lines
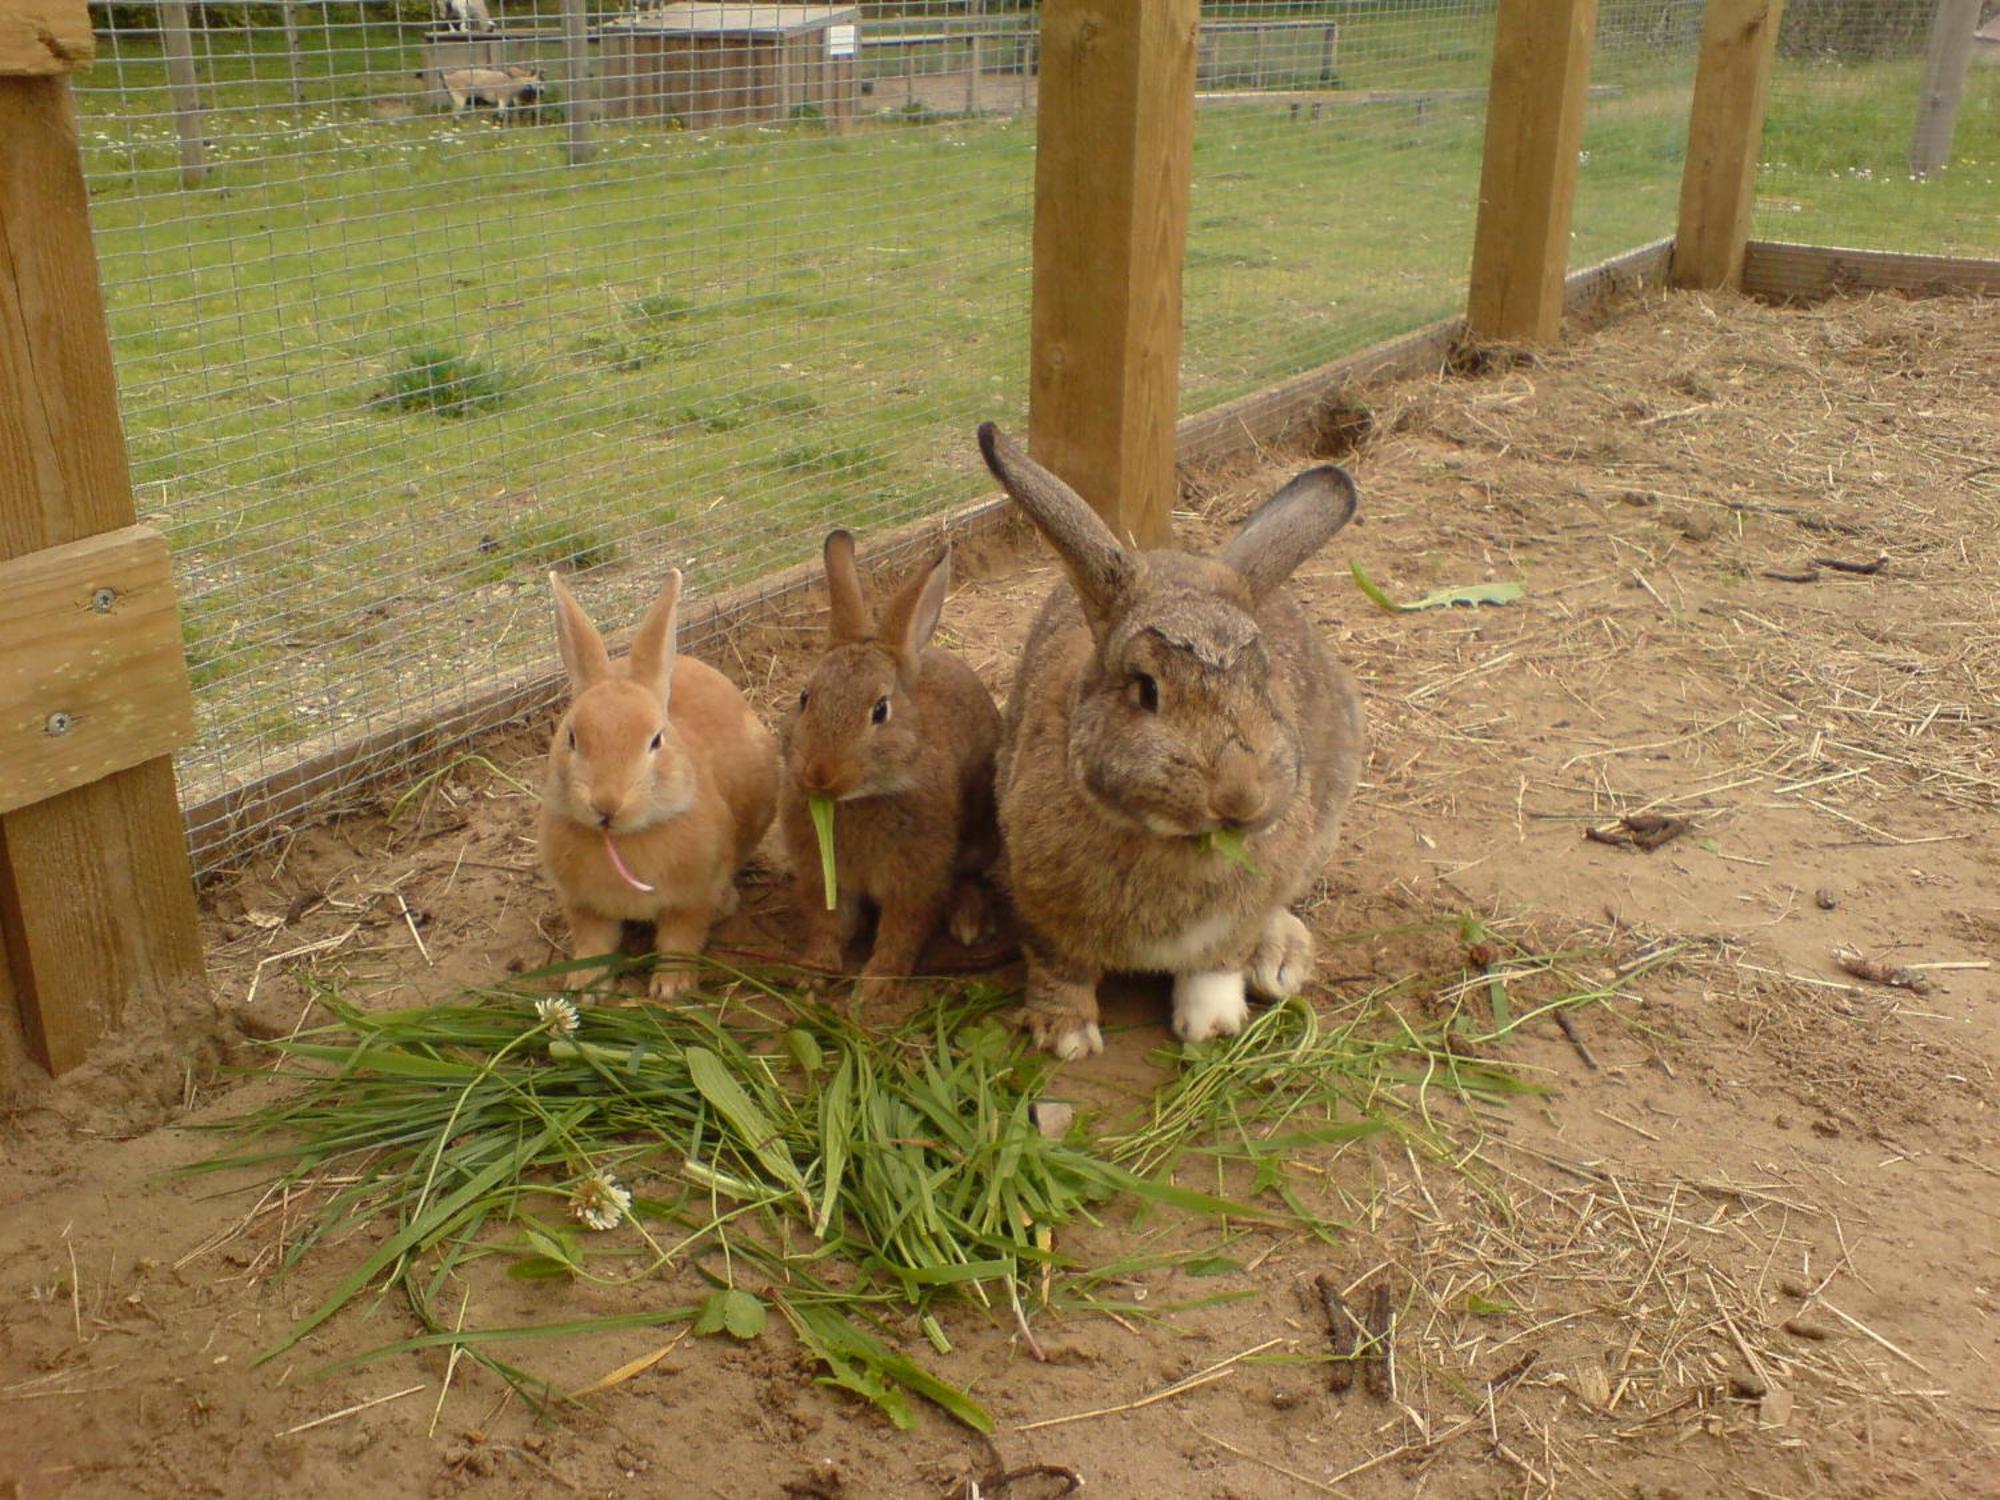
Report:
877,549,950,689
550,573,611,696
822,529,873,643
627,570,682,713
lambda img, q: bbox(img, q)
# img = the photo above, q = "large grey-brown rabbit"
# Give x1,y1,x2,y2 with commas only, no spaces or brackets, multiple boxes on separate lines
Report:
976,423,1365,1059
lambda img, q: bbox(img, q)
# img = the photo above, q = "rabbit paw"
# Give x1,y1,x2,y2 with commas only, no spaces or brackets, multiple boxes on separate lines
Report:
853,970,914,1015
1247,909,1314,1000
1032,1016,1104,1061
1173,970,1249,1043
946,880,989,948
648,962,699,1001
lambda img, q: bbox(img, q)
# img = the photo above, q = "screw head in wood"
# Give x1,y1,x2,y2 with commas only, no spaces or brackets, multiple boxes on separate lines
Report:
46,711,73,736
91,587,118,612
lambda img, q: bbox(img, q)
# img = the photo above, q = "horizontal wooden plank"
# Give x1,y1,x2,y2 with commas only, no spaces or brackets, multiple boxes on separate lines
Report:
181,238,1676,873
1742,240,2000,302
0,0,92,75
0,524,196,815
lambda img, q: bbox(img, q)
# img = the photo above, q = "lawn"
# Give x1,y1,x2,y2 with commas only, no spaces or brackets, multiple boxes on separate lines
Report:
67,7,1998,801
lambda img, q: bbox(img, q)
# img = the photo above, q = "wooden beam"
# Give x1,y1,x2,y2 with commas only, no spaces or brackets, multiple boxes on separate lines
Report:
1909,0,1980,178
559,0,595,165
0,0,92,76
1027,0,1199,550
1742,240,2000,302
1466,0,1599,344
1673,0,1785,291
0,76,205,1075
0,525,197,815
159,1,205,189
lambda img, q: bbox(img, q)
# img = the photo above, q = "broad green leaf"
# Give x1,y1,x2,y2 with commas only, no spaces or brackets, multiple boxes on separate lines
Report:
685,1045,805,1200
1198,826,1261,875
786,1027,824,1076
1350,559,1523,614
695,1288,766,1340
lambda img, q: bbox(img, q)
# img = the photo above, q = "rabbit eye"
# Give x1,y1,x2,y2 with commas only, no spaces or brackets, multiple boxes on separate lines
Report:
649,731,664,753
798,687,810,709
871,696,891,726
566,728,576,750
1132,673,1160,713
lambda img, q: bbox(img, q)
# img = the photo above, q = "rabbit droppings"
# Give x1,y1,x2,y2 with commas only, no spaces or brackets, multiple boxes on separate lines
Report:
539,571,778,1000
779,531,1003,1013
978,423,1366,1059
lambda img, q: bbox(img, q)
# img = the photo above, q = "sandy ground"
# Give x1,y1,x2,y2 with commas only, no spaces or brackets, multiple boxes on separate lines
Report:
2,287,1996,1499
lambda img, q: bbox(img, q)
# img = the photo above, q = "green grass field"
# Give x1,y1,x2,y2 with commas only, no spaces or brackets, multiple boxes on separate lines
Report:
68,14,1999,791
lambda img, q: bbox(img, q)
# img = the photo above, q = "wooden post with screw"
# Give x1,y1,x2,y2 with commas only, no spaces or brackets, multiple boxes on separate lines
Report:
0,0,207,1077
1673,0,1786,290
1466,0,1600,343
1026,0,1199,550
1909,0,1980,178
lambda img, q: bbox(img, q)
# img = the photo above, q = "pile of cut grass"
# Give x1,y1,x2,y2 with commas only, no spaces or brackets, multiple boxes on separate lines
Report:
201,933,1629,1429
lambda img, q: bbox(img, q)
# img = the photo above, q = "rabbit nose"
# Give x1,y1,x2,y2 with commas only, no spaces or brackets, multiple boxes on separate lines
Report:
800,761,834,795
590,795,620,826
1210,753,1266,828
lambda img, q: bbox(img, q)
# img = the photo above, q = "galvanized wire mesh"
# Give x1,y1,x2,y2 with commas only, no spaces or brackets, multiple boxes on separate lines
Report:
1756,0,2000,252
75,1,1718,869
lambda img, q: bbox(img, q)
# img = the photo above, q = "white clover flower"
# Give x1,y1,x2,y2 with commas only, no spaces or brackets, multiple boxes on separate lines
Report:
570,1172,631,1232
535,995,580,1037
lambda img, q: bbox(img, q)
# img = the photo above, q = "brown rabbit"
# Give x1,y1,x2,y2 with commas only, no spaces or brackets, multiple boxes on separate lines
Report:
778,531,1002,1009
977,423,1366,1059
539,571,778,999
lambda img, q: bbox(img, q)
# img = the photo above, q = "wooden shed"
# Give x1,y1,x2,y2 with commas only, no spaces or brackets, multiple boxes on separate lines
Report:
598,4,860,129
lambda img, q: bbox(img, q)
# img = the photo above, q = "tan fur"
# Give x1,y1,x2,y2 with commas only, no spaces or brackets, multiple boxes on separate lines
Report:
778,533,1001,1013
537,571,777,999
978,423,1366,1058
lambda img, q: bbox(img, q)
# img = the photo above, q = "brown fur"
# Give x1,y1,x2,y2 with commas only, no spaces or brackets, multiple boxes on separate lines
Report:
778,532,1002,1012
538,571,778,999
978,423,1366,1058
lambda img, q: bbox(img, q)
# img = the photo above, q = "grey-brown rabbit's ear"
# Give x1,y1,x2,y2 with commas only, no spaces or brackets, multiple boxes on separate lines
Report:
551,572,612,696
978,423,1134,631
627,569,682,713
1218,465,1358,594
822,529,873,643
876,549,950,688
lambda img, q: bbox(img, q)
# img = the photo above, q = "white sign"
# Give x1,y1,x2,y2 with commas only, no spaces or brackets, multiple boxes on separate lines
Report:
827,24,856,59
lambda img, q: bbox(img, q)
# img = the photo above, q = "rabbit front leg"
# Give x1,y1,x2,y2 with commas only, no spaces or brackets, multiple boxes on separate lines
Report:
560,905,623,993
794,866,860,980
1172,969,1251,1042
1020,940,1104,1060
649,902,717,1000
855,888,946,1013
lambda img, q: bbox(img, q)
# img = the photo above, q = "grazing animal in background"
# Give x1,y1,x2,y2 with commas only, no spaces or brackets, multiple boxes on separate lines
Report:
439,0,497,34
436,65,542,119
779,532,1002,1011
976,423,1367,1060
538,571,779,1001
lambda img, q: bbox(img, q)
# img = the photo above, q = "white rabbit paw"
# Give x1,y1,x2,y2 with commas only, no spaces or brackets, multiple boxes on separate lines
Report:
1247,910,1315,1000
1173,970,1249,1043
1048,1022,1104,1061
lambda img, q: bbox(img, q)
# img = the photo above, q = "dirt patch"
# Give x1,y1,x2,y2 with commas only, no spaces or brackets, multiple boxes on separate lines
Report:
3,289,1997,1499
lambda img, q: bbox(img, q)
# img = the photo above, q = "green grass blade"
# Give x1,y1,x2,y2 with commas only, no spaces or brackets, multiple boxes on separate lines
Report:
808,794,838,909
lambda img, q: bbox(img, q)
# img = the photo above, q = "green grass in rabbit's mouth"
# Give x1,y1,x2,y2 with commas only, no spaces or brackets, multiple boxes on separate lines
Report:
1198,826,1261,875
808,793,838,909
194,925,1660,1431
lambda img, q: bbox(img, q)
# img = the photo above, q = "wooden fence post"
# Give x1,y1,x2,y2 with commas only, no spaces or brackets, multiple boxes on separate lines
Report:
1,2,207,1077
560,0,595,165
279,0,304,107
1672,0,1785,291
1465,0,1600,344
1909,0,1980,178
159,0,205,188
1026,0,1198,551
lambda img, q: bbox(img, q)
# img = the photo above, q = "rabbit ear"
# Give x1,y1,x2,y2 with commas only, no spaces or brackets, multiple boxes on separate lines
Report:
627,569,682,712
550,572,612,696
978,423,1135,629
1218,465,1358,594
876,549,950,685
822,529,873,643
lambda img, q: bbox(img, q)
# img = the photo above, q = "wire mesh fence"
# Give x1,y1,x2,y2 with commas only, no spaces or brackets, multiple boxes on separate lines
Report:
72,2,1732,870
1755,0,2000,253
